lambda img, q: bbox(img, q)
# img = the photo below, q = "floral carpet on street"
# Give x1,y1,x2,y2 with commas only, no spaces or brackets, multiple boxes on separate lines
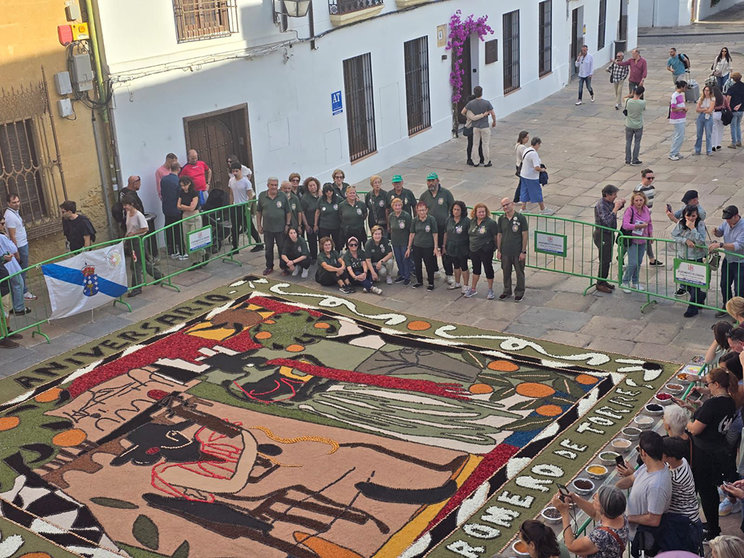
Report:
0,276,678,558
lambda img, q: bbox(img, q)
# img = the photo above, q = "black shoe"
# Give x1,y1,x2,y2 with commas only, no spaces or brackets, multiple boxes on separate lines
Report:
6,329,21,340
473,162,480,168
716,309,729,318
427,284,434,291
10,307,31,315
683,308,699,318
127,288,142,298
411,282,423,289
250,245,263,253
403,279,411,286
515,295,524,302
0,337,20,348
483,161,492,167
649,260,664,266
675,287,687,297
499,293,510,300
631,160,643,165
467,159,475,166
394,276,405,284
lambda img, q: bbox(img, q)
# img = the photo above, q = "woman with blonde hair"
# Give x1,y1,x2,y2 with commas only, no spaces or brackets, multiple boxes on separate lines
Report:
365,225,394,285
695,85,716,155
727,296,744,324
710,535,744,558
621,191,652,292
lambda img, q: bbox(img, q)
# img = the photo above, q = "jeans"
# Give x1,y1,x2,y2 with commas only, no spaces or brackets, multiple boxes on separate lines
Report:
9,274,25,312
17,243,29,293
578,76,593,100
731,111,743,144
625,127,643,163
629,81,640,95
718,73,730,91
128,238,163,286
393,244,413,280
721,258,744,305
349,270,373,291
594,229,615,285
263,230,285,270
622,241,646,285
670,120,685,157
695,113,713,154
472,127,491,163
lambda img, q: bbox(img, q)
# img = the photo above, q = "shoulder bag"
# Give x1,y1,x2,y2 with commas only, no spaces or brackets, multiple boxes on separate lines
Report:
597,526,626,554
516,148,534,177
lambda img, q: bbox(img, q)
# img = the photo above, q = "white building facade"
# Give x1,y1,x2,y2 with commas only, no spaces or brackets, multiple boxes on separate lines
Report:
93,0,638,224
638,0,744,27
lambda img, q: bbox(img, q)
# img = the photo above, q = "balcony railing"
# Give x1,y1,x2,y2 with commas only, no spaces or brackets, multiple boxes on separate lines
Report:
328,0,384,25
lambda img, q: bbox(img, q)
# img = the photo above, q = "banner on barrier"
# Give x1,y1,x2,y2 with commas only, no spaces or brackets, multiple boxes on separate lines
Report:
674,257,710,289
42,243,129,320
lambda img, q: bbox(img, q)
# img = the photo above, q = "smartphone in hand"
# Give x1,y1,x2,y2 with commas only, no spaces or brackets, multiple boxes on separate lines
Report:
666,203,673,213
615,455,626,468
557,483,570,502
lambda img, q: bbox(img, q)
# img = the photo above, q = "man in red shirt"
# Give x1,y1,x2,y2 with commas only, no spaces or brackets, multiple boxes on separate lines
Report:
179,149,212,206
617,48,647,96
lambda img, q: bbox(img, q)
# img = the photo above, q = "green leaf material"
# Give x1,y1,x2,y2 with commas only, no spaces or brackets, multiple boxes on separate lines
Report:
91,497,139,509
133,514,160,550
172,540,190,558
461,349,489,370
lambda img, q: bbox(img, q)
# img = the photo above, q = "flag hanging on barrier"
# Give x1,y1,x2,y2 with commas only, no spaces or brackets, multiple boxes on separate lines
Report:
42,243,128,320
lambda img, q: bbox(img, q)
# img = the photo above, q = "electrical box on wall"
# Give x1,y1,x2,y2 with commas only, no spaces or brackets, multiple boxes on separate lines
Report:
71,53,94,91
65,0,81,21
57,98,74,118
54,71,73,95
71,23,89,40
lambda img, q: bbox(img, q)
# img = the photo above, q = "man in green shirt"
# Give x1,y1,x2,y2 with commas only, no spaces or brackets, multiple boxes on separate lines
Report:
256,177,291,275
624,85,646,165
419,172,454,277
281,180,304,229
385,175,417,218
497,198,529,301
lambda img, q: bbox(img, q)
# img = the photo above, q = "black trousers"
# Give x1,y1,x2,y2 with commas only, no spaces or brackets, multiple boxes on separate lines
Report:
164,214,183,255
263,230,285,269
318,227,342,252
305,227,318,260
340,227,367,250
412,245,436,285
467,134,484,163
594,229,615,285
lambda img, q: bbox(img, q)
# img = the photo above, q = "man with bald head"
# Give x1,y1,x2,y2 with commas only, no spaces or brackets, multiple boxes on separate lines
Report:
113,176,145,236
497,197,528,302
179,149,212,206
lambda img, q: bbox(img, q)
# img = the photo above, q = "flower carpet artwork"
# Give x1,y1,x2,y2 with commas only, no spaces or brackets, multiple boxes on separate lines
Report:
0,277,678,558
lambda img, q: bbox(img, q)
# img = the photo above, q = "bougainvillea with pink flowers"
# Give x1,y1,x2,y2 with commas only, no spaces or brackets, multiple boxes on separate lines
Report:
446,10,494,103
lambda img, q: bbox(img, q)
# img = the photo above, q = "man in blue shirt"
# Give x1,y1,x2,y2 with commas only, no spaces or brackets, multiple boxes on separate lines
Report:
666,48,688,84
711,205,744,316
160,163,184,258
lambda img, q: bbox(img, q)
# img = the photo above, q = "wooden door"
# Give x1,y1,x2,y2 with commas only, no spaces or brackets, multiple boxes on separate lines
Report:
455,38,472,124
184,104,253,190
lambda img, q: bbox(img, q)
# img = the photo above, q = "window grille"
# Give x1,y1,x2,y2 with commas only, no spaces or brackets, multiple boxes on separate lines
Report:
404,36,431,136
539,1,552,76
343,53,377,161
172,0,238,43
503,10,520,93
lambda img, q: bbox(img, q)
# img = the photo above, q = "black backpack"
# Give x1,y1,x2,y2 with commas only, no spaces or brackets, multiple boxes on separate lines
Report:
678,53,690,69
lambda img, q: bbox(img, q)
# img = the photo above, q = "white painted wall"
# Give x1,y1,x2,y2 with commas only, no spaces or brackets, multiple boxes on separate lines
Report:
94,0,637,227
638,0,693,26
697,0,744,19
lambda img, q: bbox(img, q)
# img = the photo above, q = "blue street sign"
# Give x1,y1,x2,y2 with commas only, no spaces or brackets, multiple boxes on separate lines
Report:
331,91,343,115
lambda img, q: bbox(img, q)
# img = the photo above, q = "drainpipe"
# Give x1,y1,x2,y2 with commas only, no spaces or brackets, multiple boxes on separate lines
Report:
83,0,118,239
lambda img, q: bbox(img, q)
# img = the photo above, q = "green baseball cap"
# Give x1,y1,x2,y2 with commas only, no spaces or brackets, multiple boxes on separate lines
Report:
426,172,438,180
391,174,403,183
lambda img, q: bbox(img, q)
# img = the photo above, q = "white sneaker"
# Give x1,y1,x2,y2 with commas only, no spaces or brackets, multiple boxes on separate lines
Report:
292,266,300,276
434,271,443,280
633,283,643,290
575,100,582,106
371,286,383,295
169,253,180,259
464,288,477,298
461,285,469,295
719,498,741,516
24,291,37,300
540,208,555,215
487,289,495,300
446,275,455,285
386,275,393,284
301,268,309,279
669,154,680,161
448,282,460,290
590,95,595,102
177,254,189,261
621,282,631,293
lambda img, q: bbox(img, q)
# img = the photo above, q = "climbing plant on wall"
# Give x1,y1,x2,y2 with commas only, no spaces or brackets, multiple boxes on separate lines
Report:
446,10,494,104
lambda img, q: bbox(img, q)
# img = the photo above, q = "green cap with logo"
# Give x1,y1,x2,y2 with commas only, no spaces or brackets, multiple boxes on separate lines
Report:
391,174,403,183
426,172,438,180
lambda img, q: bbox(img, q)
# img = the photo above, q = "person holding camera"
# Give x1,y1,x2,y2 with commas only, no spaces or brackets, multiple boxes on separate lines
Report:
593,185,626,293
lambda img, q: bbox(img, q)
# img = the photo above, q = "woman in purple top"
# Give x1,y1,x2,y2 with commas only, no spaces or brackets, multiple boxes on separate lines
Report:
621,191,653,292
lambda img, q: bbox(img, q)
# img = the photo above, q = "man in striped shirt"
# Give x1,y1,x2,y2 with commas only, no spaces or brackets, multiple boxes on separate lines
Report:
634,168,662,266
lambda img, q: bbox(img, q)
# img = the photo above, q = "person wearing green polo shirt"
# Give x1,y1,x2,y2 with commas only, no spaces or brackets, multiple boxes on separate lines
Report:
323,169,349,199
388,196,413,284
281,180,305,231
365,225,394,284
256,177,291,275
343,236,382,295
443,200,471,294
365,175,388,233
301,177,321,262
280,226,311,278
419,172,454,282
316,235,353,293
465,202,499,299
315,183,342,250
385,175,417,219
338,186,368,247
497,198,529,301
406,201,439,290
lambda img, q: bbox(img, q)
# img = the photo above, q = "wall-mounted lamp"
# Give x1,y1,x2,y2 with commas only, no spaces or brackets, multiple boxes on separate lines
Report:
274,0,311,17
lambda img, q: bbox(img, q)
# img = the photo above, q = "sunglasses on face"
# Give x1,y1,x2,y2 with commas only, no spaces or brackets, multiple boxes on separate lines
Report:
348,242,358,247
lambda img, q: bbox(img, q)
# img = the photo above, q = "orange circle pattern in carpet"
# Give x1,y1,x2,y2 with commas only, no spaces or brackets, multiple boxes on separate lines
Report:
20,554,52,558
515,382,555,398
469,383,494,394
263,319,276,324
536,404,563,416
286,344,305,353
52,428,87,447
314,322,331,329
0,416,20,431
254,331,272,340
487,360,519,372
575,374,599,385
34,387,62,403
407,320,431,331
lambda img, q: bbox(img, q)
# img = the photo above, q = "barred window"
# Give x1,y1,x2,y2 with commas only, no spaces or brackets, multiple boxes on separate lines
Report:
172,0,238,43
343,53,377,161
404,36,431,136
538,1,552,76
503,10,520,93
598,0,607,51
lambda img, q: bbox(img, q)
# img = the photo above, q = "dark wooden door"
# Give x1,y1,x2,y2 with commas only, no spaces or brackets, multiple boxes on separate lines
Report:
184,104,253,189
570,8,583,78
455,38,472,124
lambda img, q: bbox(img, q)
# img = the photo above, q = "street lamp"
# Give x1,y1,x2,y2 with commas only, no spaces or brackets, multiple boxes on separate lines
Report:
274,0,311,17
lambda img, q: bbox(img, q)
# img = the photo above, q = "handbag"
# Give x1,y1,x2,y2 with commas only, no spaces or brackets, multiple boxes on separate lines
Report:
722,107,733,126
617,208,635,248
516,148,533,177
539,165,549,186
707,251,721,270
622,99,628,117
463,126,473,137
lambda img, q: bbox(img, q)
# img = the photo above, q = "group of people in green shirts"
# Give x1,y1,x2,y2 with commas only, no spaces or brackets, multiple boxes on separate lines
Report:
255,170,529,300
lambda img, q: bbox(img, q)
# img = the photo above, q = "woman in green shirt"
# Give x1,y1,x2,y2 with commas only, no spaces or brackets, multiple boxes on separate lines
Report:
388,197,413,285
465,202,498,300
443,201,471,294
344,236,382,295
280,227,311,278
365,175,388,233
323,168,349,199
338,186,368,247
301,177,321,262
315,183,342,251
364,225,394,285
315,236,353,294
406,202,439,291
